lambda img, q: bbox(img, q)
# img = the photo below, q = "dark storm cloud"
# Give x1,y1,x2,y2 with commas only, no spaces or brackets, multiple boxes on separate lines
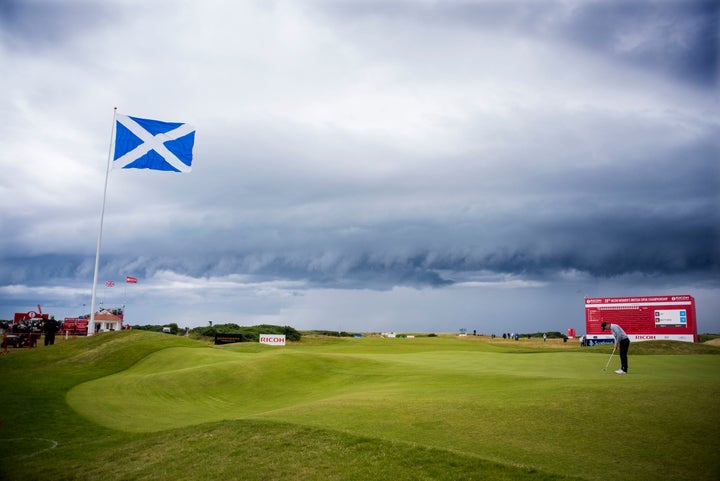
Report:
6,109,715,291
0,0,116,49
559,0,718,87
0,254,91,285
7,171,714,291
320,0,719,86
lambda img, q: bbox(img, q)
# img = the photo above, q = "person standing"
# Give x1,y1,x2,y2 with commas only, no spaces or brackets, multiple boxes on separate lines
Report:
44,315,57,346
602,321,629,374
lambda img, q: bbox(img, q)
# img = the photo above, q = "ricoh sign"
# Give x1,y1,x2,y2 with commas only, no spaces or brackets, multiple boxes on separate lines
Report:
259,334,286,346
585,295,697,343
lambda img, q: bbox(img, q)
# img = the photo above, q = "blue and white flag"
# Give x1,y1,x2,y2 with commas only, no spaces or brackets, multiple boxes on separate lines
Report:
113,114,195,172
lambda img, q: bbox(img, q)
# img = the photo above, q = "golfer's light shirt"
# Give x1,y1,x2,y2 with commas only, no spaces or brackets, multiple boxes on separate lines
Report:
610,324,629,344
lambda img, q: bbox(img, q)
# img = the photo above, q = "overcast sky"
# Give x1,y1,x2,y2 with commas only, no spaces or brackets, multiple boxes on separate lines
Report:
1,0,718,334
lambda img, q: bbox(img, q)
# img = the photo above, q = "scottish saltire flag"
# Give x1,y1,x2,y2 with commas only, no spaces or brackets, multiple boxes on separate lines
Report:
113,114,195,172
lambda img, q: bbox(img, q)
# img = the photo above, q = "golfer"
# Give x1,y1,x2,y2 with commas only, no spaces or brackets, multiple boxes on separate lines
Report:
602,321,629,374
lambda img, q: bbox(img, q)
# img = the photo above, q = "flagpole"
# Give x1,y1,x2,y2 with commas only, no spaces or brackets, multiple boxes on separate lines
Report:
123,280,127,329
89,107,117,336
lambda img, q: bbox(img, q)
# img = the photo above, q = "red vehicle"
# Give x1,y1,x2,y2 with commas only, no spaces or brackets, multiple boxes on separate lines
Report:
585,295,697,344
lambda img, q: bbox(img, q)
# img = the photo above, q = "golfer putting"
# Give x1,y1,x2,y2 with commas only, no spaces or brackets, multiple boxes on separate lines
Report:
602,321,630,374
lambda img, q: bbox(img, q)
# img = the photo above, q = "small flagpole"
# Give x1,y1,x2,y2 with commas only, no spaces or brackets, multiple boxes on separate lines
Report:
89,107,117,336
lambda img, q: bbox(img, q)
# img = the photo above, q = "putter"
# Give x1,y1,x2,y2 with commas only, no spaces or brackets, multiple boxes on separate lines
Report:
602,345,617,372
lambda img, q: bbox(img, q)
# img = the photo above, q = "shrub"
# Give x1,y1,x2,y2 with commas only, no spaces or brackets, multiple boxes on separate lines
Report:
189,324,302,342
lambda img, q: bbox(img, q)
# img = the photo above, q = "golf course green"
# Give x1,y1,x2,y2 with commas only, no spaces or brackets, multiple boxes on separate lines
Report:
1,330,718,480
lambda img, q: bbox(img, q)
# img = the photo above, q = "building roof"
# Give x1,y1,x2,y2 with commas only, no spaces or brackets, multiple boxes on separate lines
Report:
94,311,123,321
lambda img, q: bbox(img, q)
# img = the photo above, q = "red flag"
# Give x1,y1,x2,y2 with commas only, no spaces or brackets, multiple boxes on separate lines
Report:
105,281,115,287
126,276,138,284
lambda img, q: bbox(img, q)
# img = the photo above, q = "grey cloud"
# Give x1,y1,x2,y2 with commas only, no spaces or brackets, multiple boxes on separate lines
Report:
560,0,718,87
0,0,117,50
2,1,718,331
319,0,718,86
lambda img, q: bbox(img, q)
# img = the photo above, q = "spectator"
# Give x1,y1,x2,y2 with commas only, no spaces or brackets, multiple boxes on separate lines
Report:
44,315,57,346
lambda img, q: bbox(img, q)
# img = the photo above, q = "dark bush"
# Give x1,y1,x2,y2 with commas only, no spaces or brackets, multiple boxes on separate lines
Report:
190,323,302,342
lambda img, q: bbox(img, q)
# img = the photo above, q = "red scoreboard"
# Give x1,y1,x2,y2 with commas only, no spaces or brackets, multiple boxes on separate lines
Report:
585,295,697,344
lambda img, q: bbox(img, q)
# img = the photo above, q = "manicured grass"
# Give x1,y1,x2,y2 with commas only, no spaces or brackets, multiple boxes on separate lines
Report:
1,331,719,481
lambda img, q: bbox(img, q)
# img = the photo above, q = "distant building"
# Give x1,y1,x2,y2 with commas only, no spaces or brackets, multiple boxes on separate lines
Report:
63,308,124,336
92,309,124,333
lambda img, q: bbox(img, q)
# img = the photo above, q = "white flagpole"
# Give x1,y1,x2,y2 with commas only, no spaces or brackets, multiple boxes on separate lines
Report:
89,107,117,336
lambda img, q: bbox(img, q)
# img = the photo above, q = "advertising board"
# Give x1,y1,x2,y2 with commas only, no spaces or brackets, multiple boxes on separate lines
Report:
62,318,89,336
259,334,286,346
585,295,697,343
214,333,244,345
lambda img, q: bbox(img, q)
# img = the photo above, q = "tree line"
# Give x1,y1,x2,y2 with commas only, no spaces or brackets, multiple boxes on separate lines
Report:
130,323,302,342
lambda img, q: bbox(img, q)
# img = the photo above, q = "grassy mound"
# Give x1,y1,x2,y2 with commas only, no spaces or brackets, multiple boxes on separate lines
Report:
1,331,719,481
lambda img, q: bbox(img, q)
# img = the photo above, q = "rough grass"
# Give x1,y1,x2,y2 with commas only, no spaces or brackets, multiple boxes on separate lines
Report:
1,331,719,481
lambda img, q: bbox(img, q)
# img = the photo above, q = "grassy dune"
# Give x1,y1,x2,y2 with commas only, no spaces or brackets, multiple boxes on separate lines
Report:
1,331,719,481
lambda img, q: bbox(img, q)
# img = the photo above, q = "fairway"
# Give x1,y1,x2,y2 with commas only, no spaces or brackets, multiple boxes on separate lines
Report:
3,331,720,481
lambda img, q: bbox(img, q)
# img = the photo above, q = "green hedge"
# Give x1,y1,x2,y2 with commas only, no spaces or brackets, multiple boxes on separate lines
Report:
191,323,301,342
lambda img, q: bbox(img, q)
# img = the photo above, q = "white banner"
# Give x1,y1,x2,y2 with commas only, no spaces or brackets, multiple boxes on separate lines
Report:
631,334,694,343
259,334,286,346
588,334,695,343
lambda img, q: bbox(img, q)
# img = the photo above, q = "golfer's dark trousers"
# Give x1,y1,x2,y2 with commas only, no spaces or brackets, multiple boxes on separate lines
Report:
619,338,630,372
